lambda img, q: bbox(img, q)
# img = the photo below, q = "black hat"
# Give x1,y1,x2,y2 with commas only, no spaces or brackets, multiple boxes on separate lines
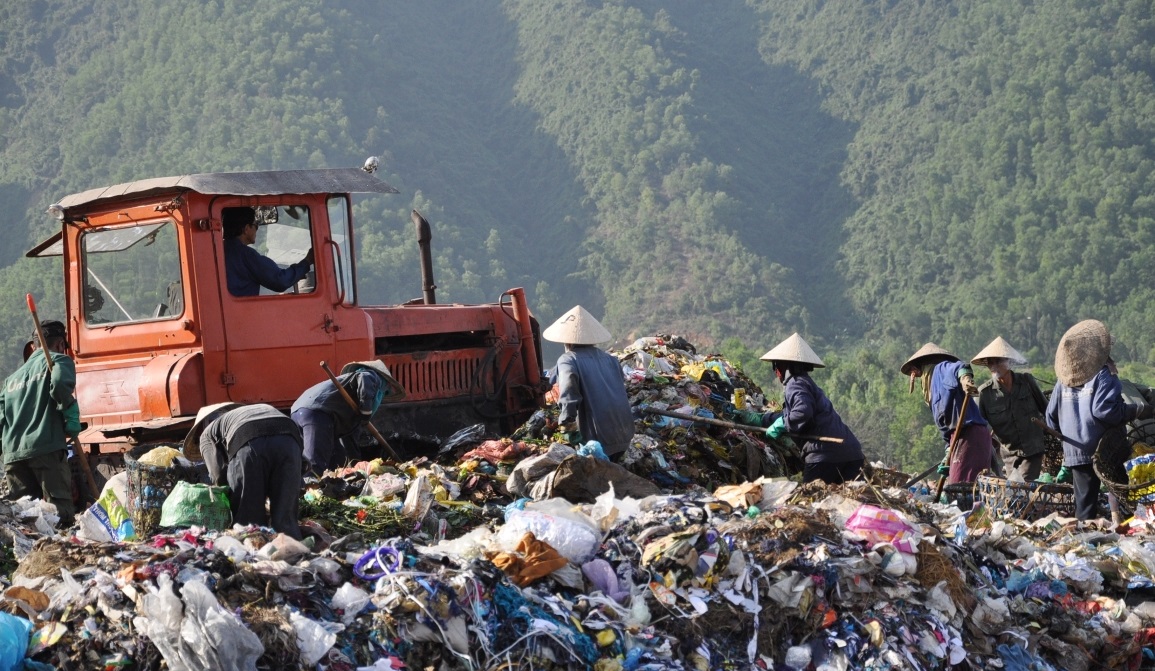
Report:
39,320,67,341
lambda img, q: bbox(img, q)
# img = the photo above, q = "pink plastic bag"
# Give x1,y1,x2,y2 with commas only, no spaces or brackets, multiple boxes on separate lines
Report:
844,504,921,554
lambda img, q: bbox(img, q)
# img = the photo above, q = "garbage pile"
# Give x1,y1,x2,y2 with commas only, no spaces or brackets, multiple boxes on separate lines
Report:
1,338,1155,670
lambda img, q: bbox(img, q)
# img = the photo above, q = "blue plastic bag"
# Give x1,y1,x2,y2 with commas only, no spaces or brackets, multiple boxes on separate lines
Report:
0,611,32,671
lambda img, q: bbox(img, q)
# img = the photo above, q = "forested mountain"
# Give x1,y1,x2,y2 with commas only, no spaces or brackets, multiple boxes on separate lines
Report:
2,0,1153,470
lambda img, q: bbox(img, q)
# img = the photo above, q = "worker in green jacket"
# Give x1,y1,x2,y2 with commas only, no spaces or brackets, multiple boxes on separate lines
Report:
0,320,81,527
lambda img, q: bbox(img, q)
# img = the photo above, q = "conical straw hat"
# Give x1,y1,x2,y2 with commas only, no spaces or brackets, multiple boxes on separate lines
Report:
542,305,612,345
971,336,1027,367
900,342,958,376
760,333,825,367
341,360,407,400
1054,319,1111,387
182,402,243,461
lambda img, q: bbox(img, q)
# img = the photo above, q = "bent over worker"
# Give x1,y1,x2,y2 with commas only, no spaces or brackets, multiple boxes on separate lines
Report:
750,333,864,484
902,343,994,485
184,402,304,539
0,320,81,526
543,306,634,460
1045,320,1152,520
291,361,405,475
973,337,1048,482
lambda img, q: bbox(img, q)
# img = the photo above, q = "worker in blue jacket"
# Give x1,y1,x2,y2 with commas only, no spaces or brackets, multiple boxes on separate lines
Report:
291,360,405,474
544,306,635,460
752,333,864,484
903,342,993,485
1046,320,1152,520
222,206,314,297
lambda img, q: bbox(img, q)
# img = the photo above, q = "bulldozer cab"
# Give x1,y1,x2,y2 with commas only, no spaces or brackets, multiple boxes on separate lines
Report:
30,169,396,443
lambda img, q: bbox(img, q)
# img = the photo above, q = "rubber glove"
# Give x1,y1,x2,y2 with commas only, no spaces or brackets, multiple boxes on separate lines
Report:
733,410,765,426
560,422,583,445
765,416,786,440
936,462,950,477
63,401,82,438
1056,466,1073,483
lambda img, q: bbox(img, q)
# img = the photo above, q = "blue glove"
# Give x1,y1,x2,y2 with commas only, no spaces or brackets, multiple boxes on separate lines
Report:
63,402,82,438
765,416,786,440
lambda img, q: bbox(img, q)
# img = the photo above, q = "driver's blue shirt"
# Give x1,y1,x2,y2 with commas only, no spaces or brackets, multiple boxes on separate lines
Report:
224,237,310,297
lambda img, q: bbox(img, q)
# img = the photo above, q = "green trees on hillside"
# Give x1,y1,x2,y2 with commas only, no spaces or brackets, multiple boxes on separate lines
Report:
505,0,801,344
751,0,1155,362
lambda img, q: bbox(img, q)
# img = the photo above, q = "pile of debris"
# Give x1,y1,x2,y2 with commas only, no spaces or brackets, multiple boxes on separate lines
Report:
0,337,1154,670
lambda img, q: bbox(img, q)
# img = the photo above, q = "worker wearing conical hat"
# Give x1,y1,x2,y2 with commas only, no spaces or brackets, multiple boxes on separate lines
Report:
756,333,864,484
1044,320,1153,520
972,337,1048,483
544,306,634,459
902,342,993,485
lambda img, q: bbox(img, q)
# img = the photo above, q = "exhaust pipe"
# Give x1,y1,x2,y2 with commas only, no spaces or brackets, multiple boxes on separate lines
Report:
412,209,437,305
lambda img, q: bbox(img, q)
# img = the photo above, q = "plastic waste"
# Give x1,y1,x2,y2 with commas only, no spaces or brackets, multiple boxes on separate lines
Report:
577,441,609,461
437,423,489,456
331,583,371,624
784,644,811,670
133,573,263,671
290,611,341,665
500,499,600,564
0,611,32,671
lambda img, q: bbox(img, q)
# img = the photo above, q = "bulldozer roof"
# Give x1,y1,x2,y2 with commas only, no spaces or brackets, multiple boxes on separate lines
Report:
56,167,399,212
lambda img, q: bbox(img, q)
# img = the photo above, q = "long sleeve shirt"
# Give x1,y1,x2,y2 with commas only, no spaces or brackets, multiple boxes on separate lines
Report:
777,372,864,464
199,404,302,485
556,346,635,455
224,237,311,297
930,361,988,443
1046,366,1135,465
0,351,76,464
291,370,383,437
977,371,1048,457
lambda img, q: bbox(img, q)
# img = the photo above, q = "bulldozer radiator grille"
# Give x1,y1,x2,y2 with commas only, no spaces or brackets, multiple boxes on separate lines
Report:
386,351,489,400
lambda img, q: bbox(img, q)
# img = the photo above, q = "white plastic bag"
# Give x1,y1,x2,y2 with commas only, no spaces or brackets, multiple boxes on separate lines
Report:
134,573,263,671
331,582,371,625
291,611,341,665
499,498,600,564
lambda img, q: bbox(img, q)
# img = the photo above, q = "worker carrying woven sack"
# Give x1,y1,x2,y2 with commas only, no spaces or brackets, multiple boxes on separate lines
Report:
903,343,994,485
972,337,1048,483
1046,320,1154,520
732,333,864,484
542,306,634,461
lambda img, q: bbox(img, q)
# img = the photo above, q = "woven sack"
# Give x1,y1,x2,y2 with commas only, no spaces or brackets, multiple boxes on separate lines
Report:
159,481,232,531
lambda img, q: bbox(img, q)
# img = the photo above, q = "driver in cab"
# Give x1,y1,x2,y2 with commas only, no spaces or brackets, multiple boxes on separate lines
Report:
222,206,314,297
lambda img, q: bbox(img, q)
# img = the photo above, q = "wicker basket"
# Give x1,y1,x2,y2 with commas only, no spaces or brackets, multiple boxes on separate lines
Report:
976,474,1075,520
124,444,185,537
1094,427,1155,519
1040,433,1064,477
